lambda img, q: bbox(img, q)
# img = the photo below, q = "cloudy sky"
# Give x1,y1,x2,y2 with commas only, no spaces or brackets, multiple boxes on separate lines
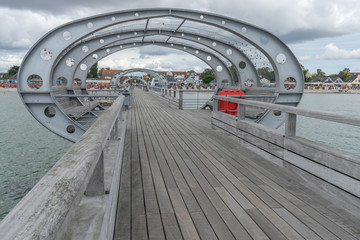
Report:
1,0,360,75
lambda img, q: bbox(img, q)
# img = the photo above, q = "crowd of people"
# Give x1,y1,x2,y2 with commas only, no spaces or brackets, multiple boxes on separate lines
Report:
0,82,16,88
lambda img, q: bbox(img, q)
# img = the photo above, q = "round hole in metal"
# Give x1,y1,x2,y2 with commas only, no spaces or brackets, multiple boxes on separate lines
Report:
27,74,43,89
44,106,56,118
239,61,246,69
67,125,75,134
284,77,297,90
40,48,53,61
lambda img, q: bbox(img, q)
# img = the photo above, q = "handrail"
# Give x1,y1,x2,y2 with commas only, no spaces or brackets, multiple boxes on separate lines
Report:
214,95,360,127
0,95,126,239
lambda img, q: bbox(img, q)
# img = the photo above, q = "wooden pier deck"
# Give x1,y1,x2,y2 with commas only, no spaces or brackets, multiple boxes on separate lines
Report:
114,88,360,240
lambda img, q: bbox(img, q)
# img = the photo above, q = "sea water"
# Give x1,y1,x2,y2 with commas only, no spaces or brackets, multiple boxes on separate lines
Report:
0,91,72,220
0,91,359,220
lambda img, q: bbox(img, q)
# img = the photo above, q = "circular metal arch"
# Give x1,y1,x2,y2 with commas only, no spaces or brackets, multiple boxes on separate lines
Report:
53,30,241,90
53,29,261,89
110,68,168,87
18,8,304,142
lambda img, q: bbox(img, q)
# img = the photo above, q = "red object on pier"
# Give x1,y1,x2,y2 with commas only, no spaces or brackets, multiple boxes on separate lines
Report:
218,90,245,115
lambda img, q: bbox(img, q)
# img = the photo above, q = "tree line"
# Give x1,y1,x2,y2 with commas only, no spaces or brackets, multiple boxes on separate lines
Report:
1,64,353,83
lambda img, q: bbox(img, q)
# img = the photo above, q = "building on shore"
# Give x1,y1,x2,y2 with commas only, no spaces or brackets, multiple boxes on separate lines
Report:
98,69,122,84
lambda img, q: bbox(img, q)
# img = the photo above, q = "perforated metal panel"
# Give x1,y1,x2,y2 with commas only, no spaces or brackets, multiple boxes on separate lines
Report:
17,9,304,142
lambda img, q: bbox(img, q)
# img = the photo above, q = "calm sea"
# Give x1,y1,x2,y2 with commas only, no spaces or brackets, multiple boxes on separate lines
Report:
0,91,72,220
0,91,359,220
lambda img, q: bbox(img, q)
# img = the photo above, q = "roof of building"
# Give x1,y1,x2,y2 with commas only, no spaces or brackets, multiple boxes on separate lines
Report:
99,69,122,80
346,73,360,82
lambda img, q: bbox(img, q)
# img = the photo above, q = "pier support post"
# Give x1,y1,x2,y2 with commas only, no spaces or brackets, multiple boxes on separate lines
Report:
237,104,245,120
179,90,183,110
285,113,297,137
123,92,130,110
85,152,105,196
213,98,218,112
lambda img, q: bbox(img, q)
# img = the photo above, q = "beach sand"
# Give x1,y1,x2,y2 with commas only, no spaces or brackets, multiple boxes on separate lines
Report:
0,88,17,92
1,87,359,94
304,88,360,94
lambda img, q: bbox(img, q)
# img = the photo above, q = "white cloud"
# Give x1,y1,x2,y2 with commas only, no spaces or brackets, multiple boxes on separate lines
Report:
318,43,360,59
1,1,360,73
0,50,26,72
299,55,312,61
0,7,72,50
97,48,208,73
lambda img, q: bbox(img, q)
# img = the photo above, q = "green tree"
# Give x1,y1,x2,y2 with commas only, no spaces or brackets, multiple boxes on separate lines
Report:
6,65,19,78
201,68,215,84
257,67,275,82
99,68,104,77
202,75,215,84
338,68,351,81
316,68,326,78
87,63,98,78
300,64,311,82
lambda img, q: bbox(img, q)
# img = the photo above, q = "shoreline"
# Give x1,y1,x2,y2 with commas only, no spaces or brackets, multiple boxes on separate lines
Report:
304,89,360,94
0,88,17,92
1,87,359,94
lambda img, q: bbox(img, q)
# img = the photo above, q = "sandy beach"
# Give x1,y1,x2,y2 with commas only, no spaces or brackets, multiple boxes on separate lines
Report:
304,88,360,94
1,87,359,94
0,88,17,92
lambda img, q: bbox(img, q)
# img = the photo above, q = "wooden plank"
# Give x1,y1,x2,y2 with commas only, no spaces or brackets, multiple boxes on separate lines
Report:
285,137,360,180
135,96,183,240
273,208,322,240
246,208,288,240
214,95,360,127
150,98,306,240
131,88,360,240
114,111,132,240
141,94,253,239
133,95,165,240
215,187,269,240
204,131,360,240
136,91,216,239
137,92,236,240
130,107,147,239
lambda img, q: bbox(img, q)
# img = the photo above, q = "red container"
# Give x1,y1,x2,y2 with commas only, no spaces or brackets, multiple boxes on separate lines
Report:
218,90,245,115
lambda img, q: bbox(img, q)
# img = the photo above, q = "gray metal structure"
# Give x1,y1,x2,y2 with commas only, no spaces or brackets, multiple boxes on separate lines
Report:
110,68,168,87
17,8,304,142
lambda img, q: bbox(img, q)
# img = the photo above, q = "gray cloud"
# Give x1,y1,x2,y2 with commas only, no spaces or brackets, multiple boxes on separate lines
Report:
1,0,360,73
139,46,187,59
278,29,346,44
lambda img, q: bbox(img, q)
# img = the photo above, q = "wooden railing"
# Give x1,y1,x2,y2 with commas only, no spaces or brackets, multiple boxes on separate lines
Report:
0,95,128,239
146,86,216,110
212,95,360,198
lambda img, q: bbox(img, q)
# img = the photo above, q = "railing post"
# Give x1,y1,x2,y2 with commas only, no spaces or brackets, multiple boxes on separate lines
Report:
174,90,176,98
238,104,245,120
179,90,183,110
123,92,130,110
110,118,118,140
213,97,218,112
285,113,297,137
85,151,105,196
161,89,165,97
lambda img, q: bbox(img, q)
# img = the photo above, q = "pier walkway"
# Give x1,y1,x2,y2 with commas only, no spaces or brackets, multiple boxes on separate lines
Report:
113,88,360,240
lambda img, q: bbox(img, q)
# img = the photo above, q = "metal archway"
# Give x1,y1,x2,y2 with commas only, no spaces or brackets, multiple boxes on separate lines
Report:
53,29,260,89
18,9,304,142
110,68,168,87
54,31,240,90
